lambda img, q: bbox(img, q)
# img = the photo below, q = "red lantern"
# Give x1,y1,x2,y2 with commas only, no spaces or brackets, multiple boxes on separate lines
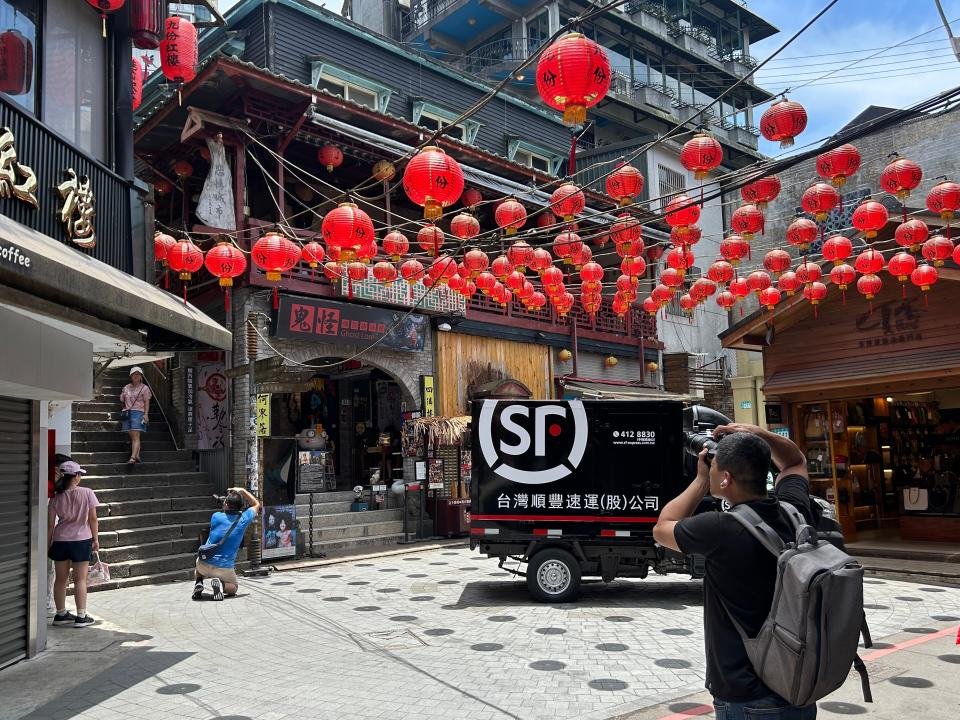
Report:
895,219,928,252
921,235,954,267
759,287,781,311
160,16,198,85
345,261,368,284
173,160,193,179
382,231,409,262
955,243,960,267
803,281,828,305
475,270,497,294
402,146,465,220
611,214,643,256
854,248,885,275
322,202,375,263
731,204,764,240
621,256,646,281
448,273,466,294
795,261,823,286
887,251,917,290
665,247,694,277
816,144,861,187
461,187,482,209
778,271,801,296
253,232,301,282
720,234,750,266
450,212,480,241
692,278,717,301
851,200,889,239
528,290,546,310
646,244,664,263
580,261,604,285
536,32,611,125
537,209,558,229
154,178,173,195
131,1,162,48
821,234,853,266
786,217,818,251
707,260,734,286
829,264,856,291
86,0,125,36
550,183,585,221
649,286,671,307
0,30,32,96
759,97,807,148
678,293,697,316
154,231,176,263
880,156,923,200
204,241,247,313
801,183,840,222
680,133,723,180
301,240,325,268
495,198,527,235
491,255,514,280
746,270,772,295
660,268,684,289
529,247,553,275
542,266,564,290
553,231,582,265
716,290,737,312
857,274,882,301
318,145,343,172
166,239,203,281
416,224,444,257
671,224,701,248
322,261,342,281
131,56,143,111
926,180,960,220
911,264,938,293
464,248,489,277
507,240,535,272
371,261,397,286
569,243,592,270
763,249,792,277
665,194,701,231
616,275,637,296
606,163,644,206
729,277,750,301
554,291,576,316
740,175,781,209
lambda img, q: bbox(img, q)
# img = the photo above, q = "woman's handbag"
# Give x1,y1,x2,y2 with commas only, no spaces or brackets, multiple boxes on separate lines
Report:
87,552,111,586
197,514,243,562
902,487,929,511
120,386,146,423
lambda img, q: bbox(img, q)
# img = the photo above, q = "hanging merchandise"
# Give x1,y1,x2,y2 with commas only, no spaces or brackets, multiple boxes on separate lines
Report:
680,133,723,180
494,198,527,235
720,234,750,266
416,224,445,257
160,16,198,88
506,240,534,272
741,175,781,209
382,230,409,262
196,135,236,230
322,202,375,262
815,144,861,187
801,182,840,222
759,97,807,148
763,249,792,277
921,235,954,267
536,32,611,125
86,0,125,37
318,145,343,172
879,155,923,200
895,218,928,252
731,204,763,240
131,56,143,111
851,200,889,239
778,271,801,296
403,146,464,220
0,29,33,96
821,234,853,265
550,182,585,221
204,241,247,311
606,163,644,206
131,0,163,49
166,238,203,302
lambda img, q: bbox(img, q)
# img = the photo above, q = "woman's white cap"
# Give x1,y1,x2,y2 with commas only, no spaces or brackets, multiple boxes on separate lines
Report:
59,460,87,475
129,366,144,376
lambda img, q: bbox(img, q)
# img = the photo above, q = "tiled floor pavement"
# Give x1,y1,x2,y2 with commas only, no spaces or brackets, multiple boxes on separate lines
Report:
4,545,960,720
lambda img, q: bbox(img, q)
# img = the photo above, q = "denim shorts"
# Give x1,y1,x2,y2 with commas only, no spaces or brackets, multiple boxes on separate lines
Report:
121,409,146,432
48,539,93,563
713,694,817,720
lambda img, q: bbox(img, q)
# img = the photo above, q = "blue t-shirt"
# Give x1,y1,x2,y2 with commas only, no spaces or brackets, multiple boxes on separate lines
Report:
203,507,256,568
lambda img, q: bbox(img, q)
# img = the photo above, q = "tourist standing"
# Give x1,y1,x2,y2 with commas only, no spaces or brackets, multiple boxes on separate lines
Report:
120,366,152,464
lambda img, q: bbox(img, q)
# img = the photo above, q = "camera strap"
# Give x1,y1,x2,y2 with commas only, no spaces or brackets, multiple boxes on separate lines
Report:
204,513,243,553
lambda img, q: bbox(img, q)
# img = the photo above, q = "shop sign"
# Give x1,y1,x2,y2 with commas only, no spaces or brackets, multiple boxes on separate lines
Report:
739,400,753,410
772,427,791,439
854,297,924,350
256,393,271,437
184,366,196,434
262,504,296,560
420,374,436,417
196,363,228,450
339,266,465,314
0,240,32,270
276,295,427,353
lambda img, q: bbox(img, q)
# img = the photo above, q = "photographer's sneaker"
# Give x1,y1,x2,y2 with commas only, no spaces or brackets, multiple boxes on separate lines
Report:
74,615,95,628
52,611,76,625
211,578,224,601
191,582,204,601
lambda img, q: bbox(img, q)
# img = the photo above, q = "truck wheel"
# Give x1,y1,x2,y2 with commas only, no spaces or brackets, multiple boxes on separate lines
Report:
527,548,581,603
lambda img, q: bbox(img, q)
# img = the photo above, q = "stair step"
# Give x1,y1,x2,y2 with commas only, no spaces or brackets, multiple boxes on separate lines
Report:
71,450,193,465
94,483,214,503
98,537,200,563
294,491,356,504
73,420,170,432
83,471,206,490
71,442,179,455
98,507,216,532
313,508,403,528
311,533,405,554
99,522,209,548
106,552,200,579
87,567,195,593
74,430,174,441
308,520,405,541
98,494,216,517
295,500,355,516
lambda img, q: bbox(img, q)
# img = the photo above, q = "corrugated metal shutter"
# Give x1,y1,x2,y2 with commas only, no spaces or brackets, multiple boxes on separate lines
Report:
0,397,31,669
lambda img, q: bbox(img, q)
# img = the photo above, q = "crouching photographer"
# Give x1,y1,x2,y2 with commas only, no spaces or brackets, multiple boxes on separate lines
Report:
653,423,816,719
193,487,260,601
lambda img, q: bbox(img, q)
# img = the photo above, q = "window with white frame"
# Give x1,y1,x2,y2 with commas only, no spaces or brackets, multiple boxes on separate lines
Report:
412,101,480,145
514,148,552,173
507,138,562,175
310,61,392,113
658,163,686,199
665,266,701,316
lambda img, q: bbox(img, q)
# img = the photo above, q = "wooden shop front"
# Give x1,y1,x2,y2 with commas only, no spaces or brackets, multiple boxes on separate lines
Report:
722,276,960,543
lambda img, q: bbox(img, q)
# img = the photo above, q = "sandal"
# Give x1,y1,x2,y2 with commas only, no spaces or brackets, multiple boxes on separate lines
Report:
127,457,136,464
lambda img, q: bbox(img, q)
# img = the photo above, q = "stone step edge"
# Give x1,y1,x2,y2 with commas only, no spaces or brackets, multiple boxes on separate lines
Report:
266,538,470,572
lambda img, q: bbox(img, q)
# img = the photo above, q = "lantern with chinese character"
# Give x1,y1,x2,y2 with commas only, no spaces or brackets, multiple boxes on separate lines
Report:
301,240,325,268
746,270,772,296
692,277,718,302
461,187,482,209
803,281,828,309
620,256,646,282
550,183,585,221
402,146,465,220
851,200,889,239
795,260,823,286
372,160,396,182
763,249,792,277
895,219,928,252
857,274,882,302
204,241,247,311
86,0,125,37
253,232,301,307
816,144,861,187
495,197,527,235
660,267,684,290
926,180,960,220
921,235,954,267
671,224,701,248
616,274,638,296
759,286,781,311
450,212,480,241
887,251,917,297
801,183,840,222
166,238,203,302
579,261,604,286
415,224,444,257
529,247,553,275
611,214,643,257
678,293,697,317
778,271,801,296
665,194,701,236
372,260,398,286
536,32,611,125
880,155,923,200
553,230,582,265
463,248,489,277
345,261,368,285
730,277,750,303
160,16,198,85
318,145,343,172
680,133,723,180
0,30,32,96
131,0,163,49
854,248,885,275
507,240,534,272
606,163,644,206
731,204,764,240
707,260,734,287
716,290,737,312
382,230,409,262
665,247,694,277
786,217,818,252
830,263,856,294
131,56,143,111
154,231,176,264
322,261,341,281
322,202,375,263
759,97,807,148
821,234,853,266
491,254,513,280
740,175,781,209
911,264,938,299
720,234,750,266
400,258,424,286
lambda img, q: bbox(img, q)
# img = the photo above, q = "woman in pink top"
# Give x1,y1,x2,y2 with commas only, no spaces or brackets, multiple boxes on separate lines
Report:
47,461,100,628
120,366,152,464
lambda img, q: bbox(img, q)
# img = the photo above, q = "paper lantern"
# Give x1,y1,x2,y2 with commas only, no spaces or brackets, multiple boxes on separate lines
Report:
253,232,301,282
665,194,701,232
154,178,173,195
461,187,482,209
803,281,827,305
880,156,922,200
553,231,582,265
707,260,734,286
857,273,882,301
829,263,856,291
301,240,326,268
911,264,938,293
801,183,840,222
680,133,723,180
720,234,750,266
160,16,198,85
382,231,409,262
729,277,750,301
851,200,889,239
529,247,553,275
450,212,480,241
620,256,646,281
400,259,424,286
507,240,535,272
921,235,954,267
763,249,792,277
611,214,643,256
322,202,375,263
740,175,781,209
895,219,928,252
536,32,611,125
671,224,701,247
643,296,661,315
854,248,885,275
416,224,445,257
204,241,247,311
131,0,163,49
746,270,772,295
795,261,823,286
550,183,585,221
665,247,694,276
678,293,697,316
372,160,396,182
926,180,960,220
495,198,527,235
491,254,514,280
778,271,801,296
821,235,853,266
541,266,564,291
173,160,193,179
402,146,464,220
318,145,343,172
0,30,33,96
153,232,176,263
606,163,644,206
786,217,818,252
731,204,763,240
759,97,807,148
816,144,861,187
716,290,737,312
322,261,342,281
536,209,558,228
166,238,203,281
887,251,917,287
759,287,782,311
660,267,684,289
463,248,489,277
372,261,398,285
86,0,125,36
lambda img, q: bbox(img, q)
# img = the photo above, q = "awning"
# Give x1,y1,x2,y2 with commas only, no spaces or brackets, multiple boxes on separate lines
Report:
560,380,696,402
0,213,231,351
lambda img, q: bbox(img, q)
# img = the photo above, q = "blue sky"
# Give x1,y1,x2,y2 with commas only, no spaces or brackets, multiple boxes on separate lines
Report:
748,0,960,155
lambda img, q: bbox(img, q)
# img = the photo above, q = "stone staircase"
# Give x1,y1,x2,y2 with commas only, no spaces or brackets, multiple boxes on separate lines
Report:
294,491,405,556
72,370,218,591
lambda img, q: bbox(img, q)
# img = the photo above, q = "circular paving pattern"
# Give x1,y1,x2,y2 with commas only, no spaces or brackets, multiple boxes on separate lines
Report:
588,679,628,691
889,676,934,688
423,628,454,637
535,627,566,635
662,628,694,636
529,660,566,671
271,581,294,586
471,643,503,652
354,606,381,612
410,596,435,602
604,616,633,623
596,643,629,652
319,574,342,579
390,615,417,622
157,684,201,695
322,596,348,602
654,659,692,669
378,568,399,573
819,701,867,715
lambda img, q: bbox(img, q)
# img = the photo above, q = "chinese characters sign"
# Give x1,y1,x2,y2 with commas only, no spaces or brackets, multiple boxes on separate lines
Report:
854,298,924,350
420,374,436,417
0,127,37,208
256,394,271,437
496,492,659,512
275,295,427,353
196,363,228,450
184,366,195,435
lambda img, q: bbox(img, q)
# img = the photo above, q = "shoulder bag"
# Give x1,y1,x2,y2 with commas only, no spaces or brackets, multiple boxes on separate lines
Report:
197,513,243,562
120,385,146,422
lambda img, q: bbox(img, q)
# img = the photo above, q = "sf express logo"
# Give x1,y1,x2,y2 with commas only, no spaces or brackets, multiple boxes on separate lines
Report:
478,401,587,485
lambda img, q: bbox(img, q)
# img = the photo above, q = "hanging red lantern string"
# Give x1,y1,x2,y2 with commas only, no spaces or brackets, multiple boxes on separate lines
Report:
536,210,558,229
318,145,343,172
571,243,594,271
851,200,889,239
553,230,583,266
665,247,695,278
173,160,193,182
795,260,823,287
666,194,701,242
763,249,792,277
416,224,445,257
740,175,781,210
816,143,861,189
678,293,697,321
165,238,204,303
671,224,701,248
680,133,723,182
854,248,885,276
785,217,818,253
322,260,342,282
491,254,514,280
550,182,586,221
252,232,301,309
529,247,553,275
204,241,247,312
887,251,917,298
322,202,375,263
400,258,425,298
86,0,125,37
507,240,535,273
921,235,954,267
895,219,928,253
160,16,198,103
731,204,763,242
402,146,464,220
382,230,409,262
829,263,856,305
821,234,853,266
131,0,163,49
541,266,564,294
301,240,326,272
911,264,938,307
778,271,801,297
759,286,782,313
803,281,828,318
606,163,645,207
494,197,527,235
612,214,644,257
536,31,611,125
760,97,807,149
659,268,684,291
716,290,737,313
729,277,750,317
720,234,750,267
372,260,398,286
461,187,482,210
154,231,176,288
746,270,772,298
857,273,883,312
926,180,960,239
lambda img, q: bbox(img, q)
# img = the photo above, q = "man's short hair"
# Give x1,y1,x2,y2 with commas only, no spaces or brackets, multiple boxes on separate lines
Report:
224,491,244,512
714,432,771,496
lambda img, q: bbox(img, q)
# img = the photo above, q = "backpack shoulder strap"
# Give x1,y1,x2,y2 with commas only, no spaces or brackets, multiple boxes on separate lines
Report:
727,504,786,557
777,501,805,532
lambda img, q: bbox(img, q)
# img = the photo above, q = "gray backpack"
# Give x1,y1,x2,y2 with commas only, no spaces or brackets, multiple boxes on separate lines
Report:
723,502,873,707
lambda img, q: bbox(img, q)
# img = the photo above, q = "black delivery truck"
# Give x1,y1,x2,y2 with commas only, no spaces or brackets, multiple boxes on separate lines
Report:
470,399,729,602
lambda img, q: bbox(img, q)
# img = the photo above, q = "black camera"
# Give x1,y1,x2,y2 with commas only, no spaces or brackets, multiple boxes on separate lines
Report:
682,405,731,478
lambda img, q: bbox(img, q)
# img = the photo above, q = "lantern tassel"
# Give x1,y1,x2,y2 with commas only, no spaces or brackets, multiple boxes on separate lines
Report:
101,15,107,38
164,269,169,289
842,290,846,306
924,292,929,308
902,284,906,299
182,283,187,305
348,277,354,300
813,304,819,320
272,286,279,311
568,133,577,175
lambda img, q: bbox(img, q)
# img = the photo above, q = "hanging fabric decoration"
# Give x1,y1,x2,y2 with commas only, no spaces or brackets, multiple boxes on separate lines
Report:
196,135,235,230
536,32,611,125
402,146,464,220
86,0,125,37
131,0,163,49
204,241,247,312
159,16,198,102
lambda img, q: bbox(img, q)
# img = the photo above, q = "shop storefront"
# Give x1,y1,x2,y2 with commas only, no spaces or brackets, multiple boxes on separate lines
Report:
722,277,960,543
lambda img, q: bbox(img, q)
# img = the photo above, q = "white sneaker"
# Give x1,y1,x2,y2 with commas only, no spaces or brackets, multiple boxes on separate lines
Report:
211,578,224,601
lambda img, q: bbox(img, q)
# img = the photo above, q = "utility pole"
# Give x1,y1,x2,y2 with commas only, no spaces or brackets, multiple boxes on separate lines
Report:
935,0,960,63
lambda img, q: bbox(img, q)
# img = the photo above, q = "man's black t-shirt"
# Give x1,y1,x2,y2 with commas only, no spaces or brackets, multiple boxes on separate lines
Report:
674,475,813,702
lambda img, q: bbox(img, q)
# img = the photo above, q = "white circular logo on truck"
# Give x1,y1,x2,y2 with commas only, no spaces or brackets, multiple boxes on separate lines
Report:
478,400,588,485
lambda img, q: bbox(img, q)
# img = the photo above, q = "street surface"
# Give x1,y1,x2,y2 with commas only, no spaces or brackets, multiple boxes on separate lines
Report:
3,545,959,720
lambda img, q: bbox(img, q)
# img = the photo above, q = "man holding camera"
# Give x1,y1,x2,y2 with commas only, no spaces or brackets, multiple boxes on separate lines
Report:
653,423,816,720
193,487,260,601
